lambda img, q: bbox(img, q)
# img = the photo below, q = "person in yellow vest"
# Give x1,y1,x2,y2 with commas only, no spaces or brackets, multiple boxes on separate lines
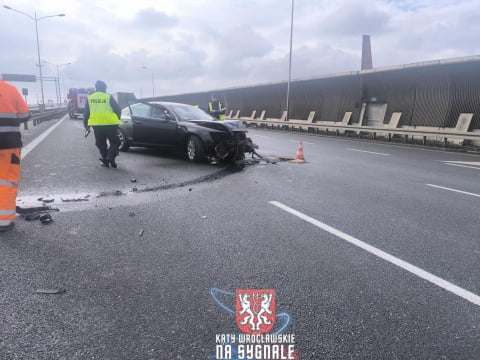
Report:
0,80,30,232
83,80,122,168
208,94,226,120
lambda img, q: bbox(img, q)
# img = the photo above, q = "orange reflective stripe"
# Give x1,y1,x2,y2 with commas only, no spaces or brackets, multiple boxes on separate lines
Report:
0,112,30,119
0,127,20,133
0,185,17,223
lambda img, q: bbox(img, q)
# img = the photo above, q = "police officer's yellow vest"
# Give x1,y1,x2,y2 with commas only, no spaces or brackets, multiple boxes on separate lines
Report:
208,101,225,120
87,92,121,126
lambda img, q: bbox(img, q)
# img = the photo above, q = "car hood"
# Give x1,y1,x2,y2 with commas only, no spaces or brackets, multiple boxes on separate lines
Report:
184,119,247,132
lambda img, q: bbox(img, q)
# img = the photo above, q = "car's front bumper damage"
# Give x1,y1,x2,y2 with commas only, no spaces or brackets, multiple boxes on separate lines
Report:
210,131,258,162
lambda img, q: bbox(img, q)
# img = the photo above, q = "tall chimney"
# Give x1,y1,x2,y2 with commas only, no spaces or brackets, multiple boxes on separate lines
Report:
361,35,373,70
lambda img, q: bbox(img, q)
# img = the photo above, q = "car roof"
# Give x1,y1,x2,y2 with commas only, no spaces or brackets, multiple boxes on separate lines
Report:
146,101,191,107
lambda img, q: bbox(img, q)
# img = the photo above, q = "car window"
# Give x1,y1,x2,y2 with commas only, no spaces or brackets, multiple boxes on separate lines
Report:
170,104,214,121
130,103,151,117
121,107,131,118
151,105,171,120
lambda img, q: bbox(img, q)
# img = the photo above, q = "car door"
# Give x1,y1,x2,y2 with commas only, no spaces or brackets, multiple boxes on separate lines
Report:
132,103,178,145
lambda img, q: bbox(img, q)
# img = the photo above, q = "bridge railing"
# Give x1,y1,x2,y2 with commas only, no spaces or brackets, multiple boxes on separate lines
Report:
22,109,68,130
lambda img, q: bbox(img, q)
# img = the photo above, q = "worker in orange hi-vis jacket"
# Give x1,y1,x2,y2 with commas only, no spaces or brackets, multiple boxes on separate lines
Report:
0,80,30,232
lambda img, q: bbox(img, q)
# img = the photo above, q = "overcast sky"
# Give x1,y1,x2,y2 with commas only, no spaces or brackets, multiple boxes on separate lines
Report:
1,0,479,105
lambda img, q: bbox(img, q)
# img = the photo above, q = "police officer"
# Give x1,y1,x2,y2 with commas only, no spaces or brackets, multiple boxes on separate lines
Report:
208,94,226,120
84,80,122,168
0,80,30,232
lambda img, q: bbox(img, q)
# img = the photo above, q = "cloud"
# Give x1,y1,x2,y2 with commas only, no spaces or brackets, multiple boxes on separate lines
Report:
1,0,479,104
131,8,178,30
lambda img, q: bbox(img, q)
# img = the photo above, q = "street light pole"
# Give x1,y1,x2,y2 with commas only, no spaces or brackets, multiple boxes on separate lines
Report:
44,61,71,107
57,63,71,107
141,66,155,97
33,11,46,110
3,5,65,111
286,0,294,122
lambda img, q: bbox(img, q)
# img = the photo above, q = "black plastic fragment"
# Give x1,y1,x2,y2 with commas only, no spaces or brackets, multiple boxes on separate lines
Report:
39,214,53,224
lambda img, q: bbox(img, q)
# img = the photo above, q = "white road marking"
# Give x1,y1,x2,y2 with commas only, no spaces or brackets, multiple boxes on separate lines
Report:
252,134,270,138
444,161,480,166
441,161,480,170
21,116,66,159
270,200,480,307
444,163,480,170
426,184,480,198
346,148,390,156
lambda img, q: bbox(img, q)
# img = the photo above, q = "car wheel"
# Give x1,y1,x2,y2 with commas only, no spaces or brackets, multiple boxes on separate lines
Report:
187,135,204,162
118,128,130,151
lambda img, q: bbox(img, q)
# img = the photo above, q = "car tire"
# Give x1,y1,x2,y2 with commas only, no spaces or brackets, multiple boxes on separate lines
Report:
118,128,130,151
187,135,204,162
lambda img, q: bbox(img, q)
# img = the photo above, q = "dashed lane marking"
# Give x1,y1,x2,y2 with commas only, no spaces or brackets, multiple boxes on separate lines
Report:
270,200,480,307
426,184,480,198
21,116,67,159
346,148,390,156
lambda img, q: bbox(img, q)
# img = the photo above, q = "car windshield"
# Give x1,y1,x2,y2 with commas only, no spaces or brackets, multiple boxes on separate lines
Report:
168,104,214,121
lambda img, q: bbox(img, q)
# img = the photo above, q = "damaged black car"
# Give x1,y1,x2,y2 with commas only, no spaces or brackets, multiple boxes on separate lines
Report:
118,101,258,163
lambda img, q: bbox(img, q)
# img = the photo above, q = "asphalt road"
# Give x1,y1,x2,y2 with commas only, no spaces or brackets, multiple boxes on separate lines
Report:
0,115,479,359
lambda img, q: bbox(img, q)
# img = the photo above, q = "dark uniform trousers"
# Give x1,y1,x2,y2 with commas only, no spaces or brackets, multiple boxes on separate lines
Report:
93,125,121,161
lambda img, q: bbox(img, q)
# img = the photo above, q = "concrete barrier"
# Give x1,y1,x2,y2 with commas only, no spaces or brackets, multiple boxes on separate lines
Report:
241,109,480,147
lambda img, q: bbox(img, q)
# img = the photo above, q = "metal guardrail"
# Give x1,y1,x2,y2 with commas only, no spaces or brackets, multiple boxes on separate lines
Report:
23,109,67,130
244,119,480,147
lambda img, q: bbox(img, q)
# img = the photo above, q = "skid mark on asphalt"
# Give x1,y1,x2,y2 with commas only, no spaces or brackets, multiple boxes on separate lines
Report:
17,163,259,213
426,184,480,198
270,201,480,307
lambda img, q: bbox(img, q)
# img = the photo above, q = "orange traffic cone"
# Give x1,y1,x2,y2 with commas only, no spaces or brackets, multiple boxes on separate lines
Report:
291,141,305,163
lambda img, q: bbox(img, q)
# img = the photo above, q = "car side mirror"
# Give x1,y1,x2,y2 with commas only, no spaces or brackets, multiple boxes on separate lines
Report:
163,112,174,121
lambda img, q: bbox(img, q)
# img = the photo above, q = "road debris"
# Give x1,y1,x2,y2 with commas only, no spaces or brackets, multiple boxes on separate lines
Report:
97,190,125,198
36,196,55,203
39,214,53,224
16,206,58,215
35,288,66,295
61,195,90,202
202,216,207,219
17,205,57,223
128,211,135,217
138,229,144,236
24,212,41,221
130,178,137,183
